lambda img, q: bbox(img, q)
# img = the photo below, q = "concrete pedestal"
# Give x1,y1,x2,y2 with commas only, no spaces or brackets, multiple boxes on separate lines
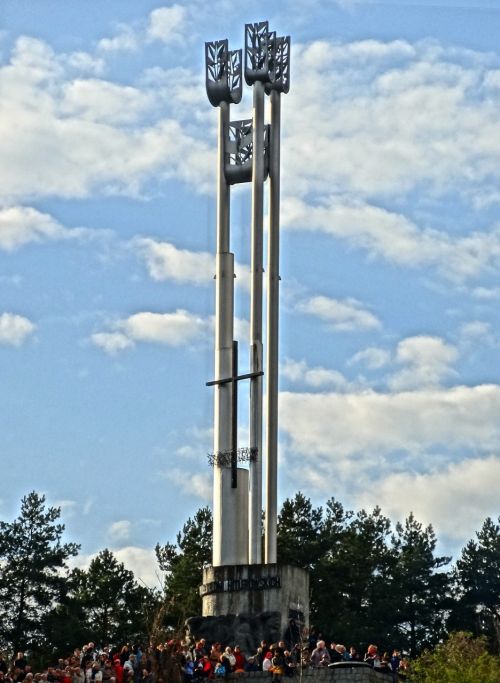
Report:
194,563,308,649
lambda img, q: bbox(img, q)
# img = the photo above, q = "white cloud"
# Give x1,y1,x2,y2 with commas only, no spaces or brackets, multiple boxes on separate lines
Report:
97,25,140,53
280,39,500,282
90,332,134,355
280,384,500,459
282,358,349,389
122,310,206,345
71,546,161,589
282,197,500,282
136,238,214,285
0,206,77,251
286,39,500,200
147,6,187,44
297,294,380,331
61,79,156,124
164,467,211,502
389,335,459,390
91,309,209,353
0,36,212,202
356,455,500,544
108,519,132,542
0,313,35,346
349,346,390,369
135,237,251,290
458,321,496,349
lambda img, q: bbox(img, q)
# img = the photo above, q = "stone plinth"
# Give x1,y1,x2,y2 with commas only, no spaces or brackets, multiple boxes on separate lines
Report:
224,668,401,682
200,563,309,641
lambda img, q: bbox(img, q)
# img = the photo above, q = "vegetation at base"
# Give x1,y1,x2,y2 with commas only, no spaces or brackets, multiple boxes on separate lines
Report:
0,490,499,665
410,631,500,682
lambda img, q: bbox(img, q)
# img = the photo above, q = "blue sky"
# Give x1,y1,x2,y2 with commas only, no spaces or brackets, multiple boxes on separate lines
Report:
1,0,500,585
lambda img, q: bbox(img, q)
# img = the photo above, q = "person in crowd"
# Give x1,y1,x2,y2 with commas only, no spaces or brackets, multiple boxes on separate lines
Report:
271,648,285,683
307,627,318,653
92,663,103,683
14,655,27,672
244,657,259,673
349,647,361,662
310,641,330,668
222,648,235,672
364,645,380,668
112,659,123,683
329,643,342,664
262,652,273,673
390,650,400,681
209,644,221,671
376,653,392,674
71,667,84,683
232,647,245,673
193,656,211,681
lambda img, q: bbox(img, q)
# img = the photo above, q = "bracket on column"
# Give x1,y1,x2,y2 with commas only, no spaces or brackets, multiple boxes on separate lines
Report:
224,119,270,184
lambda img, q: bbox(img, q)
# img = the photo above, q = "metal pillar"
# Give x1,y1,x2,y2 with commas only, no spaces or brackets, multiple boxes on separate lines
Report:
249,79,265,565
205,25,290,568
265,89,280,564
212,100,242,567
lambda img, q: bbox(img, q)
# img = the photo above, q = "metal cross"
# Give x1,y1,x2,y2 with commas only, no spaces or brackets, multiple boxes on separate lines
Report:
206,340,264,488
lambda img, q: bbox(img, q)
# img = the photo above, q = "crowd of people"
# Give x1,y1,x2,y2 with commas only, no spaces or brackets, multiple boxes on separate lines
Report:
168,630,409,682
0,630,409,683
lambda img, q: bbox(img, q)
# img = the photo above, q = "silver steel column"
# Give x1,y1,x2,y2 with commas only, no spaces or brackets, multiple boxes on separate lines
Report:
249,79,265,565
265,89,281,564
213,101,240,566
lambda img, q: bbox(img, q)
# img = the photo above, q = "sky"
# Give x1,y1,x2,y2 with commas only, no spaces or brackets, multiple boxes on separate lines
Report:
1,0,500,588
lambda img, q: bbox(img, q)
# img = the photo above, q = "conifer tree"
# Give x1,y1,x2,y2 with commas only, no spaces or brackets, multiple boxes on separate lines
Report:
0,491,79,652
155,506,212,627
455,516,500,652
390,513,451,656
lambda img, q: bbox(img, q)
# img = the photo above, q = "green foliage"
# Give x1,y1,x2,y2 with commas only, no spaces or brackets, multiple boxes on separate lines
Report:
390,513,451,656
454,516,500,652
411,631,500,683
69,548,155,645
0,491,80,652
156,506,212,627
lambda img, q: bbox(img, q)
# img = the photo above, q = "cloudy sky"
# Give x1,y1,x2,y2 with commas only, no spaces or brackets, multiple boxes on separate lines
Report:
1,0,500,586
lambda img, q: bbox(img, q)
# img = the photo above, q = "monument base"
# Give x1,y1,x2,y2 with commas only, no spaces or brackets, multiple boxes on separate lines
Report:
186,563,309,652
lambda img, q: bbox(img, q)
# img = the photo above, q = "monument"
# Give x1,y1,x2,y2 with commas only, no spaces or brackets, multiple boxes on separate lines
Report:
187,21,309,650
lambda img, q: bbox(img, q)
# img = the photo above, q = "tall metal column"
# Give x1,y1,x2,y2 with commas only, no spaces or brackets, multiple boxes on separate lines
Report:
249,78,265,565
212,99,236,566
265,88,280,564
205,41,248,567
264,34,290,564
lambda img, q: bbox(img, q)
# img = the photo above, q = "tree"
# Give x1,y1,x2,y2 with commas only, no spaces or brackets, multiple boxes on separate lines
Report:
313,503,396,650
156,506,212,627
0,491,80,652
69,548,154,645
454,516,500,652
411,631,500,683
277,492,325,570
390,513,451,656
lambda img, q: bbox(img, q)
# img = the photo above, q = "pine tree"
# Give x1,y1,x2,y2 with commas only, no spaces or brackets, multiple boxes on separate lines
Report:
277,492,325,570
0,491,80,652
455,516,500,652
70,548,153,645
155,506,212,627
390,513,451,656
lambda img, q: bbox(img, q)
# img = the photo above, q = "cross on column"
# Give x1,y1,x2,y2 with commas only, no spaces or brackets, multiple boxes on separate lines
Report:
207,340,263,488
